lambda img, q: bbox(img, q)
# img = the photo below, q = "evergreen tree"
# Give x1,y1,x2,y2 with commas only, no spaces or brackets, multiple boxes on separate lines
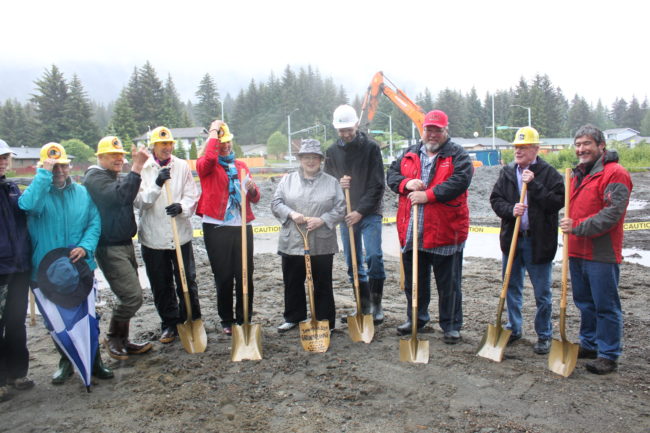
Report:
610,98,627,127
567,95,591,136
136,61,165,132
189,140,198,159
640,110,650,136
590,99,611,130
0,100,38,147
435,89,465,136
31,65,69,143
160,74,188,128
110,89,139,146
623,96,644,131
194,73,220,128
173,140,186,159
63,74,100,145
464,87,484,137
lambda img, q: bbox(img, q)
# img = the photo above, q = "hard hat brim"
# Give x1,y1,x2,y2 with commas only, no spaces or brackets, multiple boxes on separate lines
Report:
332,121,358,129
95,149,128,156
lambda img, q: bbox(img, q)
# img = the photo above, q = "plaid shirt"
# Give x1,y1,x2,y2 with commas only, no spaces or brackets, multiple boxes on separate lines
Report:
403,146,466,255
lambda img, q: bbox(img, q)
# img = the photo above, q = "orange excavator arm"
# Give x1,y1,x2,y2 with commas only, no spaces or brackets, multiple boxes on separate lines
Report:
360,71,426,137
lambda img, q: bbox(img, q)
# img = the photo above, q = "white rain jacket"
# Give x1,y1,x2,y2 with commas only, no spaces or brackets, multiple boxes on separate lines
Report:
135,155,199,250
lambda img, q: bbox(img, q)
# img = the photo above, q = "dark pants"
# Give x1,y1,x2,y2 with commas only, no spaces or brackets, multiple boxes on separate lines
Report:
0,271,30,386
281,254,336,329
402,249,464,332
141,242,202,331
204,223,254,327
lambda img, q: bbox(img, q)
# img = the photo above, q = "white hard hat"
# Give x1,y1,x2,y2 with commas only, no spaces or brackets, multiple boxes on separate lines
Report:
332,105,359,129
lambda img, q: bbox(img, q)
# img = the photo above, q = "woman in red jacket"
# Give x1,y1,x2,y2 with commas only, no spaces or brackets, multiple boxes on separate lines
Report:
196,120,260,335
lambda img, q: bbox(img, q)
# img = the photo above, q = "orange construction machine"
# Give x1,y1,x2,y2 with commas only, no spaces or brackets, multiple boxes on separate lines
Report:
360,71,426,137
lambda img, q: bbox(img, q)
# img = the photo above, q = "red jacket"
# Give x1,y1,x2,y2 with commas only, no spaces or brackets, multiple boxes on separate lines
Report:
196,138,260,222
386,141,472,249
569,150,632,263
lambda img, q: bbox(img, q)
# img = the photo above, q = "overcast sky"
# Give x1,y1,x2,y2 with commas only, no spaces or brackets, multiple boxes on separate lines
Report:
1,0,647,107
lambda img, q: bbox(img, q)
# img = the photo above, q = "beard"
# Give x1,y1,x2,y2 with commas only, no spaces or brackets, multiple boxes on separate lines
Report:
424,142,442,153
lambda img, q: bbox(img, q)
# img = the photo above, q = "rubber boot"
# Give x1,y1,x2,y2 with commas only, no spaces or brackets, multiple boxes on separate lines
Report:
104,318,128,360
92,350,114,380
52,355,73,385
123,320,153,355
359,280,372,315
370,278,385,325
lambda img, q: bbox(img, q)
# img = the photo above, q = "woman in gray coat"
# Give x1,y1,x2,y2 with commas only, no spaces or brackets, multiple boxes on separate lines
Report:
271,139,345,332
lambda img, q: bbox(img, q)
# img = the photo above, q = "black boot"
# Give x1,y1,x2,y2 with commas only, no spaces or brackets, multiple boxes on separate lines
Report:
359,280,372,315
123,320,153,355
370,278,385,324
52,355,73,385
92,350,114,380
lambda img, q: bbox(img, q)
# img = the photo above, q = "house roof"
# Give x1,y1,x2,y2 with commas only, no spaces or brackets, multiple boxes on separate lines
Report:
452,137,510,147
604,128,640,135
10,147,41,159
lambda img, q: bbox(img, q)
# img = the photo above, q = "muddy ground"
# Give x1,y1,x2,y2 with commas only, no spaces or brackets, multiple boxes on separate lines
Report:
2,167,649,433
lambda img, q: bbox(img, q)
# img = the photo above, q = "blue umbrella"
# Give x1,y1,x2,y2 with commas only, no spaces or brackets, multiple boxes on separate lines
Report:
34,248,99,392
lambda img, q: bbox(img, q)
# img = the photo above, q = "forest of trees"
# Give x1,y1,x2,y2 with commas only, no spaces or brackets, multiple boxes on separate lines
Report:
1,62,649,157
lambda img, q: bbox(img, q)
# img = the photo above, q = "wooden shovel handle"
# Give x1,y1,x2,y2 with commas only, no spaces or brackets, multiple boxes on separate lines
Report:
345,189,362,312
240,169,249,325
559,168,571,339
411,203,419,337
164,181,192,319
499,182,528,300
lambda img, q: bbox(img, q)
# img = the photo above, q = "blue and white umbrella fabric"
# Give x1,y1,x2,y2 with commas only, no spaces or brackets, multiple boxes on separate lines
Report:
34,248,99,391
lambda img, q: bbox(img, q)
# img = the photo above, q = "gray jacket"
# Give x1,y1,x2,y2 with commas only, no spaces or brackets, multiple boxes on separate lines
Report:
271,169,345,256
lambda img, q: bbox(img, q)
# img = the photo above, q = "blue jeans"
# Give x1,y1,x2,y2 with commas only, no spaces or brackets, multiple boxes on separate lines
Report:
402,249,463,332
339,213,386,282
569,258,622,361
503,237,553,340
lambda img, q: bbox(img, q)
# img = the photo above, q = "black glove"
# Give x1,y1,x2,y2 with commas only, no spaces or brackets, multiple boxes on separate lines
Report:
155,168,171,187
165,203,182,217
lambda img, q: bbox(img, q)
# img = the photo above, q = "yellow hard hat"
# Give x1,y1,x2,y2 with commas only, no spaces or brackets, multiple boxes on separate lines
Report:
218,123,234,143
38,142,71,167
512,126,540,146
96,136,127,155
149,126,175,146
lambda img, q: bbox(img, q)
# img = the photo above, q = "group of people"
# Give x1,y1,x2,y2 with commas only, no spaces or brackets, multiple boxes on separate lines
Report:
0,105,632,401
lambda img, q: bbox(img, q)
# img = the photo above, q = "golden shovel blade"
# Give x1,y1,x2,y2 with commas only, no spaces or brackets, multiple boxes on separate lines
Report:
477,324,511,362
299,319,331,353
548,338,579,377
177,318,208,354
399,336,429,363
347,313,374,344
231,323,263,362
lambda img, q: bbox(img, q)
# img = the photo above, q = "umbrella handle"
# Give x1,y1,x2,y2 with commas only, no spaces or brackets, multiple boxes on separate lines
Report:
240,169,250,326
164,181,193,321
496,182,528,324
560,168,571,339
345,189,363,313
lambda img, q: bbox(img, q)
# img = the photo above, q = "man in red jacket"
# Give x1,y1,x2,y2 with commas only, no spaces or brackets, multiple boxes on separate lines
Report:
560,124,632,375
386,110,473,344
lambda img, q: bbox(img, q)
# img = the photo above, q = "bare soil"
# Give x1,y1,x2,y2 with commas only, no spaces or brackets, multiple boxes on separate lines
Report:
2,168,649,433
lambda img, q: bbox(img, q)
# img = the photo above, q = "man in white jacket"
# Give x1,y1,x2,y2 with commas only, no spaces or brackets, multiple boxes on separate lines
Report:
135,126,201,344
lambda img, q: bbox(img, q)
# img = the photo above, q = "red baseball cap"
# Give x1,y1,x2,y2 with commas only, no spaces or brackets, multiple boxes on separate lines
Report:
423,110,448,128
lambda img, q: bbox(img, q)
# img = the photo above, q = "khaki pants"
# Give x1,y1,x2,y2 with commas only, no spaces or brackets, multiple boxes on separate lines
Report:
96,243,143,321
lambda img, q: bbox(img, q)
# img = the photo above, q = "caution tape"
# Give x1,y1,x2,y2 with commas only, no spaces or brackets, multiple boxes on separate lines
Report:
188,220,650,238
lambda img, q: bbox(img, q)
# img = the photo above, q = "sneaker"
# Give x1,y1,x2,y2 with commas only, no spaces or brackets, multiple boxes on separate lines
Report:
585,357,617,375
277,322,298,333
8,377,35,391
533,339,551,355
578,346,598,359
507,333,522,345
396,321,426,336
443,330,461,345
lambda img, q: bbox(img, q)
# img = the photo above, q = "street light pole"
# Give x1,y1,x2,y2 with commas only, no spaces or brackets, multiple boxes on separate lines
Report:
217,98,225,122
511,104,531,127
287,108,299,167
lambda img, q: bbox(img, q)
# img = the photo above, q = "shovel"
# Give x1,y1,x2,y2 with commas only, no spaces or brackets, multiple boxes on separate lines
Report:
548,168,579,376
400,204,429,363
295,222,331,353
164,182,207,354
477,182,528,362
231,169,263,361
344,189,374,344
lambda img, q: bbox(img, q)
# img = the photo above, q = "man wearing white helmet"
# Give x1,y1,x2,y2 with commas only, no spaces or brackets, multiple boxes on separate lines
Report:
325,104,386,324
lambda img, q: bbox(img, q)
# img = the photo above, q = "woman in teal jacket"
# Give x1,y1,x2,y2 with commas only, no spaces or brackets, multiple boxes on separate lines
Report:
18,143,112,385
